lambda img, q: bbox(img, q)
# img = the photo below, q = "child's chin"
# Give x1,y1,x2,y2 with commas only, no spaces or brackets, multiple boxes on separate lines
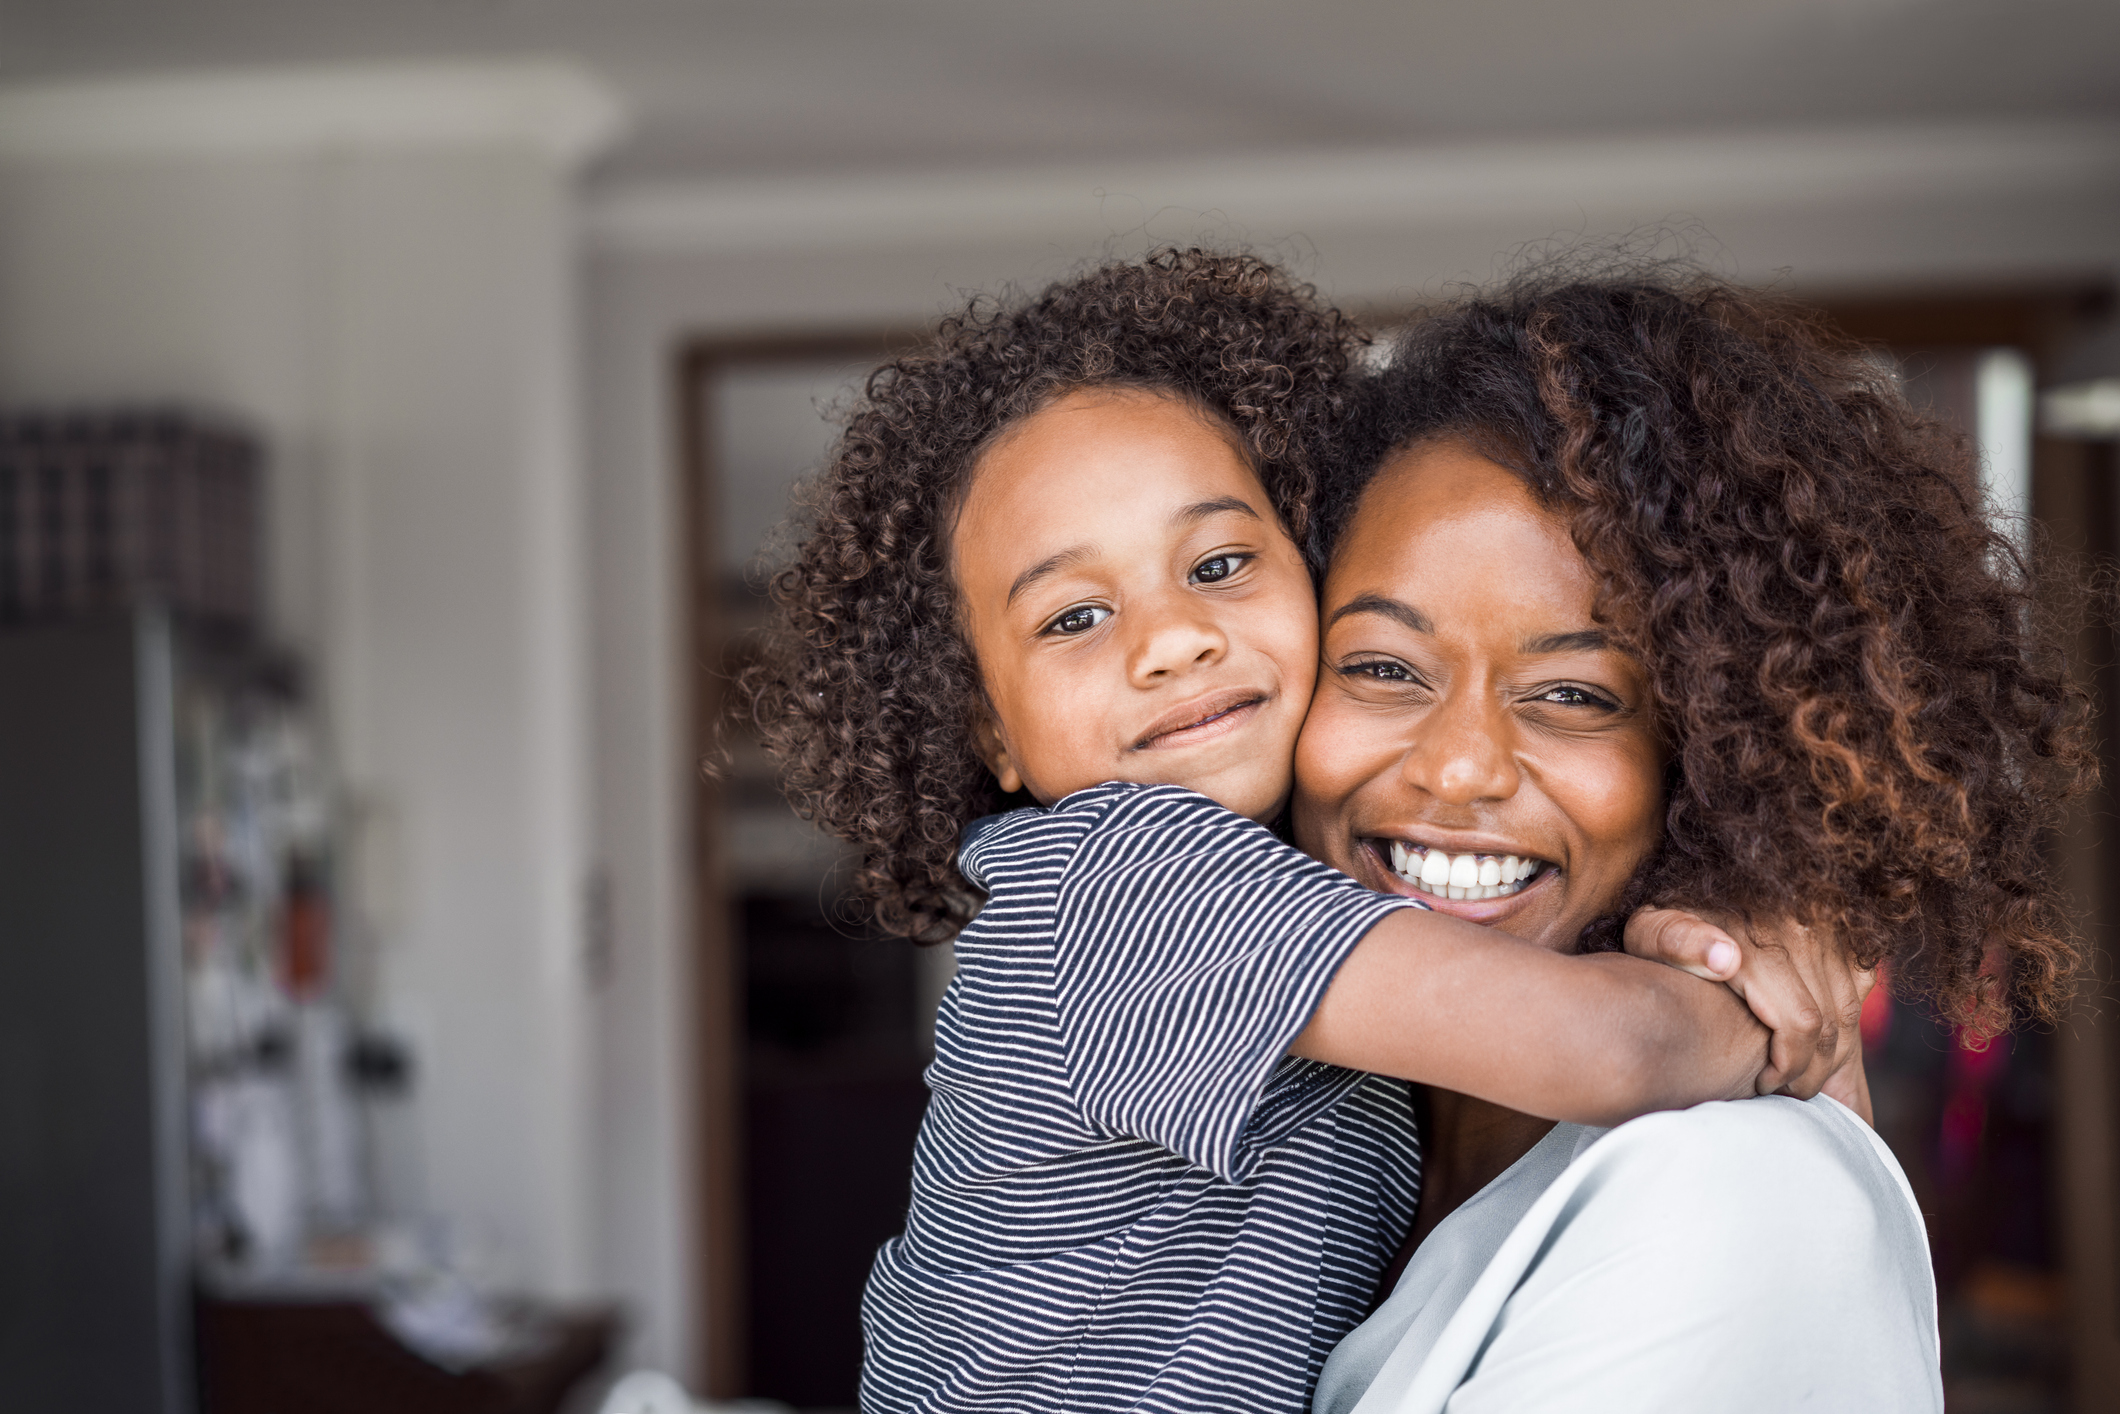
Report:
1188,765,1294,824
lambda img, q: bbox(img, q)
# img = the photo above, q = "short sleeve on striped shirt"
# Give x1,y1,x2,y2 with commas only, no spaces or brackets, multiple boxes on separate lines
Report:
1046,784,1411,1184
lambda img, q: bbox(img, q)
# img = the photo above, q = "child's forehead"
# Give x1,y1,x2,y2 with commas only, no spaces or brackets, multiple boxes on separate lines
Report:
967,387,1267,515
983,384,1246,459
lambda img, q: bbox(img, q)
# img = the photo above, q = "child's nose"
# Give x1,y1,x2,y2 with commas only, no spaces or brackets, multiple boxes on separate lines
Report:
1126,605,1228,686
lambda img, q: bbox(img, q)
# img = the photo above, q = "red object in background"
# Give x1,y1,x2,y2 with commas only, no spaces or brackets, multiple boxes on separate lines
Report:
1939,1031,2007,1187
1859,973,1894,1052
278,857,330,1000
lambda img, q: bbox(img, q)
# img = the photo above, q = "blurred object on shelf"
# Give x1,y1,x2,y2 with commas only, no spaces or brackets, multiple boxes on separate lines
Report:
176,637,379,1274
0,409,258,628
175,627,597,1405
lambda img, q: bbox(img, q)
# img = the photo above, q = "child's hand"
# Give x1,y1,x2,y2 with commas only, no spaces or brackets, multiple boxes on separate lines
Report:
1623,908,1873,1110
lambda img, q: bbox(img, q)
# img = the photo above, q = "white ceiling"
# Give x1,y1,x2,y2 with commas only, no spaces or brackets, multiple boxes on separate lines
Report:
0,0,2113,182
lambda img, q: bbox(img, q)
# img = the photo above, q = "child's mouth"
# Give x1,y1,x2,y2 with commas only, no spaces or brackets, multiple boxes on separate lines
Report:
1372,838,1554,902
1133,689,1269,750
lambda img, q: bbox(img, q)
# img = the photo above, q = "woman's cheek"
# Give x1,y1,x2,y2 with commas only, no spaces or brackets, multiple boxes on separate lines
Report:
1561,739,1666,864
1294,697,1397,850
1291,699,1360,843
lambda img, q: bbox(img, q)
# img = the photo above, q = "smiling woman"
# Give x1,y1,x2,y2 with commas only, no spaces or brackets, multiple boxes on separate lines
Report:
1304,268,2094,1414
1310,271,2092,1030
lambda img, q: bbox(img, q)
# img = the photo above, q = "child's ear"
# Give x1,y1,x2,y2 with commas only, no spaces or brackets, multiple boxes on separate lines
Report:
972,708,1026,796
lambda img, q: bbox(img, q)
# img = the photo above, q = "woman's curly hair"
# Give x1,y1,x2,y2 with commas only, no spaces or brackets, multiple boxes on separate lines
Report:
1316,266,2094,1034
736,249,1362,942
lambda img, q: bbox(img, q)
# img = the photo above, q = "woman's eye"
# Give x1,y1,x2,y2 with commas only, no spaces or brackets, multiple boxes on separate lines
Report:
1538,684,1617,709
1047,604,1111,636
1344,659,1416,683
1189,554,1248,584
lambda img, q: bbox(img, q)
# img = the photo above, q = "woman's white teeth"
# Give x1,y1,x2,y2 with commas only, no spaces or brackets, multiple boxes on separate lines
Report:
1385,841,1543,901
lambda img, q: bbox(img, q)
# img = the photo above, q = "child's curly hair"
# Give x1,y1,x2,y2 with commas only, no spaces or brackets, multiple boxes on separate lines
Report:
1316,266,2094,1034
736,249,1363,942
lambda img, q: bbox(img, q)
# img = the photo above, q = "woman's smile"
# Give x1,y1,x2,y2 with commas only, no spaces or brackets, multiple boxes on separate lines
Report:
1375,837,1553,902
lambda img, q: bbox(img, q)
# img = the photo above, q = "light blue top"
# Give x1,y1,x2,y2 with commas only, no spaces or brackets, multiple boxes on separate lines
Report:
1317,1094,1942,1414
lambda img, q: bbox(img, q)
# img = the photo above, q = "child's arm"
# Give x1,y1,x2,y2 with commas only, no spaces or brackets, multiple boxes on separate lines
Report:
1290,908,1774,1127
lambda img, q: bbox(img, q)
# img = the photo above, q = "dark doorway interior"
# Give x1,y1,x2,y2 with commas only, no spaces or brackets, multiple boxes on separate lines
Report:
740,894,928,1407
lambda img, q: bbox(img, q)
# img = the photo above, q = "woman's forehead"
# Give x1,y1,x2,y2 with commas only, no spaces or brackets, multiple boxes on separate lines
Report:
1327,443,1586,610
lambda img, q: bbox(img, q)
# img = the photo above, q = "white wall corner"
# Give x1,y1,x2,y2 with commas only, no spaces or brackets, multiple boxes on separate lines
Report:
0,59,628,170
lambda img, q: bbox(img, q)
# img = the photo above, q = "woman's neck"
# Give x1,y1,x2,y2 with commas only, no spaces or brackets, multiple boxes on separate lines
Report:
1407,1090,1558,1251
1373,1087,1558,1306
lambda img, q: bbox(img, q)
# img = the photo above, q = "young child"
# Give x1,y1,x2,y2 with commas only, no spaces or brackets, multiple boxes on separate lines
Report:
738,251,1843,1413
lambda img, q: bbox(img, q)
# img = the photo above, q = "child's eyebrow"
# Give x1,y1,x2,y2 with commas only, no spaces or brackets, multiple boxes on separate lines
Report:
1007,545,1098,606
1004,500,1261,607
1175,496,1262,526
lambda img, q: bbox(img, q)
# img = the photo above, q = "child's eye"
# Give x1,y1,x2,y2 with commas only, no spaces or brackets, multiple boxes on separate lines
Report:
1189,554,1249,585
1045,604,1111,636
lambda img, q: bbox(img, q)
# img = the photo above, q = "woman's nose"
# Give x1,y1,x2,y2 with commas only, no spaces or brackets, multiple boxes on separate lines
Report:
1126,600,1228,686
1403,693,1519,805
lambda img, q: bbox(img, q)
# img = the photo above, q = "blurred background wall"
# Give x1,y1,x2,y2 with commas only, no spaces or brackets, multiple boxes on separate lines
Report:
0,3,2115,1411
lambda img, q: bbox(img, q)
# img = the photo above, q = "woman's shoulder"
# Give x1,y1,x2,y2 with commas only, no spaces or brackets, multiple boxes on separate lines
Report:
1384,1096,1942,1414
1567,1095,1925,1258
1591,1094,1890,1175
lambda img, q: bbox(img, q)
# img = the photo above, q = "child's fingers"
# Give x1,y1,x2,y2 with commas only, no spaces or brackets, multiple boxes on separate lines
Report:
1622,907,1742,981
1750,919,1859,1100
1755,998,1827,1098
1625,906,1851,1097
1759,989,1834,1100
1720,937,1829,1097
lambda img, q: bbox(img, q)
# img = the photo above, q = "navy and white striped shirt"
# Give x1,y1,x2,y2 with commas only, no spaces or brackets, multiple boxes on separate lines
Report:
861,783,1424,1413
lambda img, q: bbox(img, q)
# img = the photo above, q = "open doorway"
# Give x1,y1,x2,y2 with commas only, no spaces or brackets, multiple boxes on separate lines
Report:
678,337,951,1410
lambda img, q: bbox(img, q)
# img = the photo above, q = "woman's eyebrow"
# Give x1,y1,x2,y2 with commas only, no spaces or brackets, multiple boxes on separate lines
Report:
1521,628,1609,653
1327,593,1432,633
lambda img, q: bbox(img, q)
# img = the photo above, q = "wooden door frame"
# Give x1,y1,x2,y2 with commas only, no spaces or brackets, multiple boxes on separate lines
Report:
675,331,914,1399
